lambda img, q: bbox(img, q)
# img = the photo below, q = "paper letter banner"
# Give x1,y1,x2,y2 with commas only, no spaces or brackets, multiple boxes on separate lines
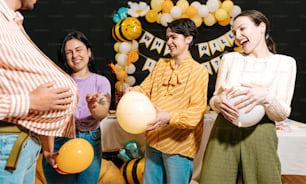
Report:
142,58,156,72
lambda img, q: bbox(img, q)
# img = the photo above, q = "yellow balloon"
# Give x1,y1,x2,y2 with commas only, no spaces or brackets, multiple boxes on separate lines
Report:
156,13,162,24
215,8,228,22
116,91,156,134
191,15,202,27
150,0,163,12
176,0,189,13
221,0,234,12
56,138,94,174
203,13,216,26
113,42,121,52
162,0,174,13
145,9,158,23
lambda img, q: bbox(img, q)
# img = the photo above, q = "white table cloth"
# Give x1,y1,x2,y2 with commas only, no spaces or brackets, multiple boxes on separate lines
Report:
277,119,306,175
100,112,306,176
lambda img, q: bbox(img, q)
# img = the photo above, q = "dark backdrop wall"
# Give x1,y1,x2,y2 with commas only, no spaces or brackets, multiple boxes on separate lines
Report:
21,0,306,122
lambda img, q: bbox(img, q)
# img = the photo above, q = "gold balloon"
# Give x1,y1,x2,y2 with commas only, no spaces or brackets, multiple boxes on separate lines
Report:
145,9,158,23
56,138,94,174
121,17,142,41
113,17,142,42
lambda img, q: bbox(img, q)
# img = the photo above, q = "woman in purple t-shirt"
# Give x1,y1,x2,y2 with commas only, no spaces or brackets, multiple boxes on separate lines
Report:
43,30,111,184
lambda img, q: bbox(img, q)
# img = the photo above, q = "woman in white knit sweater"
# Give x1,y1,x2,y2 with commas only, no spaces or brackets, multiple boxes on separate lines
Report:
200,10,296,184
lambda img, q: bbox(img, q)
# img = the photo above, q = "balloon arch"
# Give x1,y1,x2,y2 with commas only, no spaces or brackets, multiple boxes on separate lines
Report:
109,0,242,95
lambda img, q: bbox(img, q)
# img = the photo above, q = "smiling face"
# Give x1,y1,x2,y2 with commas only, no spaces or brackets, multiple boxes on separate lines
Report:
64,38,91,74
166,28,192,58
231,16,266,55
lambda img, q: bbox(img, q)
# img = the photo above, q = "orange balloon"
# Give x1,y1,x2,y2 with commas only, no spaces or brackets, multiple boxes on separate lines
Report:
56,138,94,174
218,16,231,26
162,0,174,13
127,49,139,65
185,6,197,18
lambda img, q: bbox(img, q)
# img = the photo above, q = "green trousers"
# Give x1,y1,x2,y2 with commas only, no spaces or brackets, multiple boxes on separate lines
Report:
200,115,281,184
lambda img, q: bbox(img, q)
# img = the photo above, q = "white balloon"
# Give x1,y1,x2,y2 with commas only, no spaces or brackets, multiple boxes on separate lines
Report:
120,82,130,92
198,5,209,17
131,40,139,50
206,0,219,12
227,89,265,127
118,42,132,54
126,63,136,74
170,6,182,19
190,1,201,10
125,76,136,86
230,5,241,18
115,53,128,66
116,91,156,134
160,13,173,27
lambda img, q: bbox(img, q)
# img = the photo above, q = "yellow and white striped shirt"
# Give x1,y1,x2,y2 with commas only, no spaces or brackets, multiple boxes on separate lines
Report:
135,54,209,159
0,0,78,137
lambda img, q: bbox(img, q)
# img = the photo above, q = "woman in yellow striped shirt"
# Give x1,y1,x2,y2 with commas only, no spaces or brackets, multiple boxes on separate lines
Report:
127,18,209,184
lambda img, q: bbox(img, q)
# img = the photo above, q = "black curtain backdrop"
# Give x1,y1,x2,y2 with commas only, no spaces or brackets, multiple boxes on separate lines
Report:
21,0,306,122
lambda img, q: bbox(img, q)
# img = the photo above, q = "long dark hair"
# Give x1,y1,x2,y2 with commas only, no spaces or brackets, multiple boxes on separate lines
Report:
59,30,96,74
234,10,276,54
167,18,198,49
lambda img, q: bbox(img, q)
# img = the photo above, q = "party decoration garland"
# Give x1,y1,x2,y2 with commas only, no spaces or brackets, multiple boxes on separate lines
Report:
110,0,242,93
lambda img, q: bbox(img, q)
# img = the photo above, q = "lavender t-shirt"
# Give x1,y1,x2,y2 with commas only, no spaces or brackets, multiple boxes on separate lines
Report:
73,73,111,131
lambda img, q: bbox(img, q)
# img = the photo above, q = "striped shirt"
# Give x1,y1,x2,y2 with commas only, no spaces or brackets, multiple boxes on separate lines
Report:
135,54,209,159
210,52,296,122
0,1,78,137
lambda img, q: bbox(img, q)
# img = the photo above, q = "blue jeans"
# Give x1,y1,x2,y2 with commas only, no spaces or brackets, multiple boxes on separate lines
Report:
0,134,41,184
143,145,193,184
43,128,102,184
